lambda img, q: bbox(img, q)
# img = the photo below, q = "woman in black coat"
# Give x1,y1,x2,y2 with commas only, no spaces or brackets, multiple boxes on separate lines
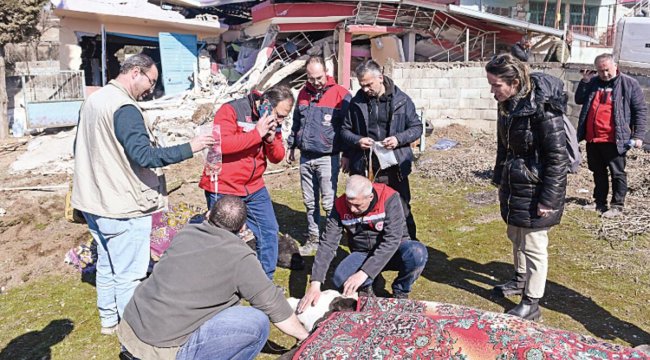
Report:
486,54,568,321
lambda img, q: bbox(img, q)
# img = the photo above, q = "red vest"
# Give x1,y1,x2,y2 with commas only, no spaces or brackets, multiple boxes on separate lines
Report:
585,87,615,143
334,183,396,234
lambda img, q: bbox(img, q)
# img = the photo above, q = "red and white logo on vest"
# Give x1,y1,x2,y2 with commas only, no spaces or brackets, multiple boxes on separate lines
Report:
375,221,384,231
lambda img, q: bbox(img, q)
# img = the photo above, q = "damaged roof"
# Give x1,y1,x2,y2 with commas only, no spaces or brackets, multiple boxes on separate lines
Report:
51,0,228,35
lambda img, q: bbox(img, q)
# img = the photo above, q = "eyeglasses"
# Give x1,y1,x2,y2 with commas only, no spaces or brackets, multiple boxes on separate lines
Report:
139,68,156,88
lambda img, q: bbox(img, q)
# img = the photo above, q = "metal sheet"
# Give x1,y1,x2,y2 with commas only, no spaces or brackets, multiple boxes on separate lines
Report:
163,0,250,7
159,32,198,95
447,5,599,43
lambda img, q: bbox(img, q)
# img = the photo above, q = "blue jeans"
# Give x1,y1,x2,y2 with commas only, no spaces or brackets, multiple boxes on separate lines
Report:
332,240,428,295
83,212,152,328
176,306,270,360
300,154,340,239
206,187,279,279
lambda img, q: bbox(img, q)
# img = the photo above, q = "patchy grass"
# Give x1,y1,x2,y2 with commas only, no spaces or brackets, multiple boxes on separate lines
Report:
1,174,649,359
0,275,119,360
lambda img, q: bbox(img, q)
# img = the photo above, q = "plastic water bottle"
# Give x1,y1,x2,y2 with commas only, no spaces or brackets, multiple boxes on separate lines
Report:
626,139,636,149
205,125,222,183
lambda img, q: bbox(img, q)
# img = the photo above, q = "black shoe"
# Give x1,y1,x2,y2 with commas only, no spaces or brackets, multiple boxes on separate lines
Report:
493,272,526,297
358,284,375,297
506,297,541,321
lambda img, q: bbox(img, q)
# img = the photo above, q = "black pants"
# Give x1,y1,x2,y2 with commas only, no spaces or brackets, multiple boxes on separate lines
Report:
373,166,417,240
586,142,627,208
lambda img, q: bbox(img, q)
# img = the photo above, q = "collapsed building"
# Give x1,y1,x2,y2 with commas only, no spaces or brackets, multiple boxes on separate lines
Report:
11,0,648,137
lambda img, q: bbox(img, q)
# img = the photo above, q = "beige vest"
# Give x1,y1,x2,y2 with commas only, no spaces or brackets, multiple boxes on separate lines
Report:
72,80,167,218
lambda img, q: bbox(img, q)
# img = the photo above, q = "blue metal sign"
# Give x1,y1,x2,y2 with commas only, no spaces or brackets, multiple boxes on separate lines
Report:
159,32,198,95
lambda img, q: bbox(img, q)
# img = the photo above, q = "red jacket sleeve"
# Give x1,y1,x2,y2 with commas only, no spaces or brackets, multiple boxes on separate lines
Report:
263,132,286,164
216,104,263,155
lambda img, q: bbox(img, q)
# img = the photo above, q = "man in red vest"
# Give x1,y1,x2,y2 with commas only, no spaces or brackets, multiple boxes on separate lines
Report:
575,53,647,218
298,175,427,312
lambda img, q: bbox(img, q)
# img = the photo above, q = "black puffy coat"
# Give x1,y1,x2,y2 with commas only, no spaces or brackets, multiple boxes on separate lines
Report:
492,73,569,228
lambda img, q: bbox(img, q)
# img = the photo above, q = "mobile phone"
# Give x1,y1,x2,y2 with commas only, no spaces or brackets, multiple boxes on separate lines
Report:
258,101,273,118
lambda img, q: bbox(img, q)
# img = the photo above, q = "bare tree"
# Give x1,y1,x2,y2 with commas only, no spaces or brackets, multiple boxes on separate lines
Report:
0,0,47,139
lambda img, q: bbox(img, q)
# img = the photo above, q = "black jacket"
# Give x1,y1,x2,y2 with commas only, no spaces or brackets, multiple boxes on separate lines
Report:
341,76,423,176
493,73,568,228
511,42,530,62
575,72,647,155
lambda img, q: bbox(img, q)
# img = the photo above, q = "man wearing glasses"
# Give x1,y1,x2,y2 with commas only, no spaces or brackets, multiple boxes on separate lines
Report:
287,56,351,255
72,53,215,335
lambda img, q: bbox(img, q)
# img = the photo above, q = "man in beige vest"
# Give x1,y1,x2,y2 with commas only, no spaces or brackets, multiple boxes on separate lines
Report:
72,53,214,335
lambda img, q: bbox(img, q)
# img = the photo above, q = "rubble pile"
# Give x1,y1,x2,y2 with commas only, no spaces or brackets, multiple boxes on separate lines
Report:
417,125,495,186
142,29,336,146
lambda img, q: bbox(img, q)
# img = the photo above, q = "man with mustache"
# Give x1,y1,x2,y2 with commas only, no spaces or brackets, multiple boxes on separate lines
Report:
575,53,647,218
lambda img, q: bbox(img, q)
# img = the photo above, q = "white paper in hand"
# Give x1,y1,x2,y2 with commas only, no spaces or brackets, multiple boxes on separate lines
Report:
373,142,398,169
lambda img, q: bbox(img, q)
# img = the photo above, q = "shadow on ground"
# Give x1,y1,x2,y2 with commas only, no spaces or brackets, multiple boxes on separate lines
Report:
0,319,74,360
421,246,650,346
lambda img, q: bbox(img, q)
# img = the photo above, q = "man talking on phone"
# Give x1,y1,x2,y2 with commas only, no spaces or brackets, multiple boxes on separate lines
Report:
199,85,294,279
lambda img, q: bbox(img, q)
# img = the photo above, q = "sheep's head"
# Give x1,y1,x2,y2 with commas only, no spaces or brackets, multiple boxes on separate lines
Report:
287,290,358,332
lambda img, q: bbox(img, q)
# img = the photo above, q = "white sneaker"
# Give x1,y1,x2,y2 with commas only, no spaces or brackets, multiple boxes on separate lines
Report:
101,325,118,335
601,207,622,218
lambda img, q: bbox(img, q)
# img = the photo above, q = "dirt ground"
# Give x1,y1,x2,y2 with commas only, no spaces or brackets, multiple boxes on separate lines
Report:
0,132,297,291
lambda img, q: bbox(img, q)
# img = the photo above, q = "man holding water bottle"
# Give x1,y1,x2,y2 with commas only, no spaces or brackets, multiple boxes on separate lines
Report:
199,85,294,279
575,53,647,218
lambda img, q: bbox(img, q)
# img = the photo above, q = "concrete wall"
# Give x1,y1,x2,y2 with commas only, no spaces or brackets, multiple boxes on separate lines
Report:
386,61,650,131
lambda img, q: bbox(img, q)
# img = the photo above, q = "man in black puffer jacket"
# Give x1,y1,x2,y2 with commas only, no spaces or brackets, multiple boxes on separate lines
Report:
341,60,422,240
488,54,568,321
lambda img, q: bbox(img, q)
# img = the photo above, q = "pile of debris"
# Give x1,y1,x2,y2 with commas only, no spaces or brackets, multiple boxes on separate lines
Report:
417,124,495,186
143,29,336,145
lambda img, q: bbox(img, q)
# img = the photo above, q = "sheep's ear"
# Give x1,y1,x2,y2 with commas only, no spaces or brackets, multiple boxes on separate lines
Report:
329,297,358,312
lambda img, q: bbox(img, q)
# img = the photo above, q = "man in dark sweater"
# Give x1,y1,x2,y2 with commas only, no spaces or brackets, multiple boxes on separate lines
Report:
118,196,308,359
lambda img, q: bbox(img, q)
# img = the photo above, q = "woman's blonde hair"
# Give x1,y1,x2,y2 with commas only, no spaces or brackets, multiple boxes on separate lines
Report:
485,53,532,99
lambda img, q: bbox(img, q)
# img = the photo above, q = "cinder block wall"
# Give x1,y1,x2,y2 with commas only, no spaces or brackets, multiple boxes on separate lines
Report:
385,61,650,131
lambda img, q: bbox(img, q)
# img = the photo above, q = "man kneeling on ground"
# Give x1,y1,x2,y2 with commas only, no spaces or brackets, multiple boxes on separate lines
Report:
299,175,428,313
118,196,308,359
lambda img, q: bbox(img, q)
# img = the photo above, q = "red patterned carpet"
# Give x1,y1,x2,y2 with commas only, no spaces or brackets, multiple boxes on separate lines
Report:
295,297,648,359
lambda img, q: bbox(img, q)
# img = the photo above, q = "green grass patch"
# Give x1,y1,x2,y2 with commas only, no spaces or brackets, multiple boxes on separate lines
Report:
2,175,649,359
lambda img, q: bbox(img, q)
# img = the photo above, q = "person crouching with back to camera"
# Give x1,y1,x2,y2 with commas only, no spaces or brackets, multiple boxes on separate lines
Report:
486,53,568,321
